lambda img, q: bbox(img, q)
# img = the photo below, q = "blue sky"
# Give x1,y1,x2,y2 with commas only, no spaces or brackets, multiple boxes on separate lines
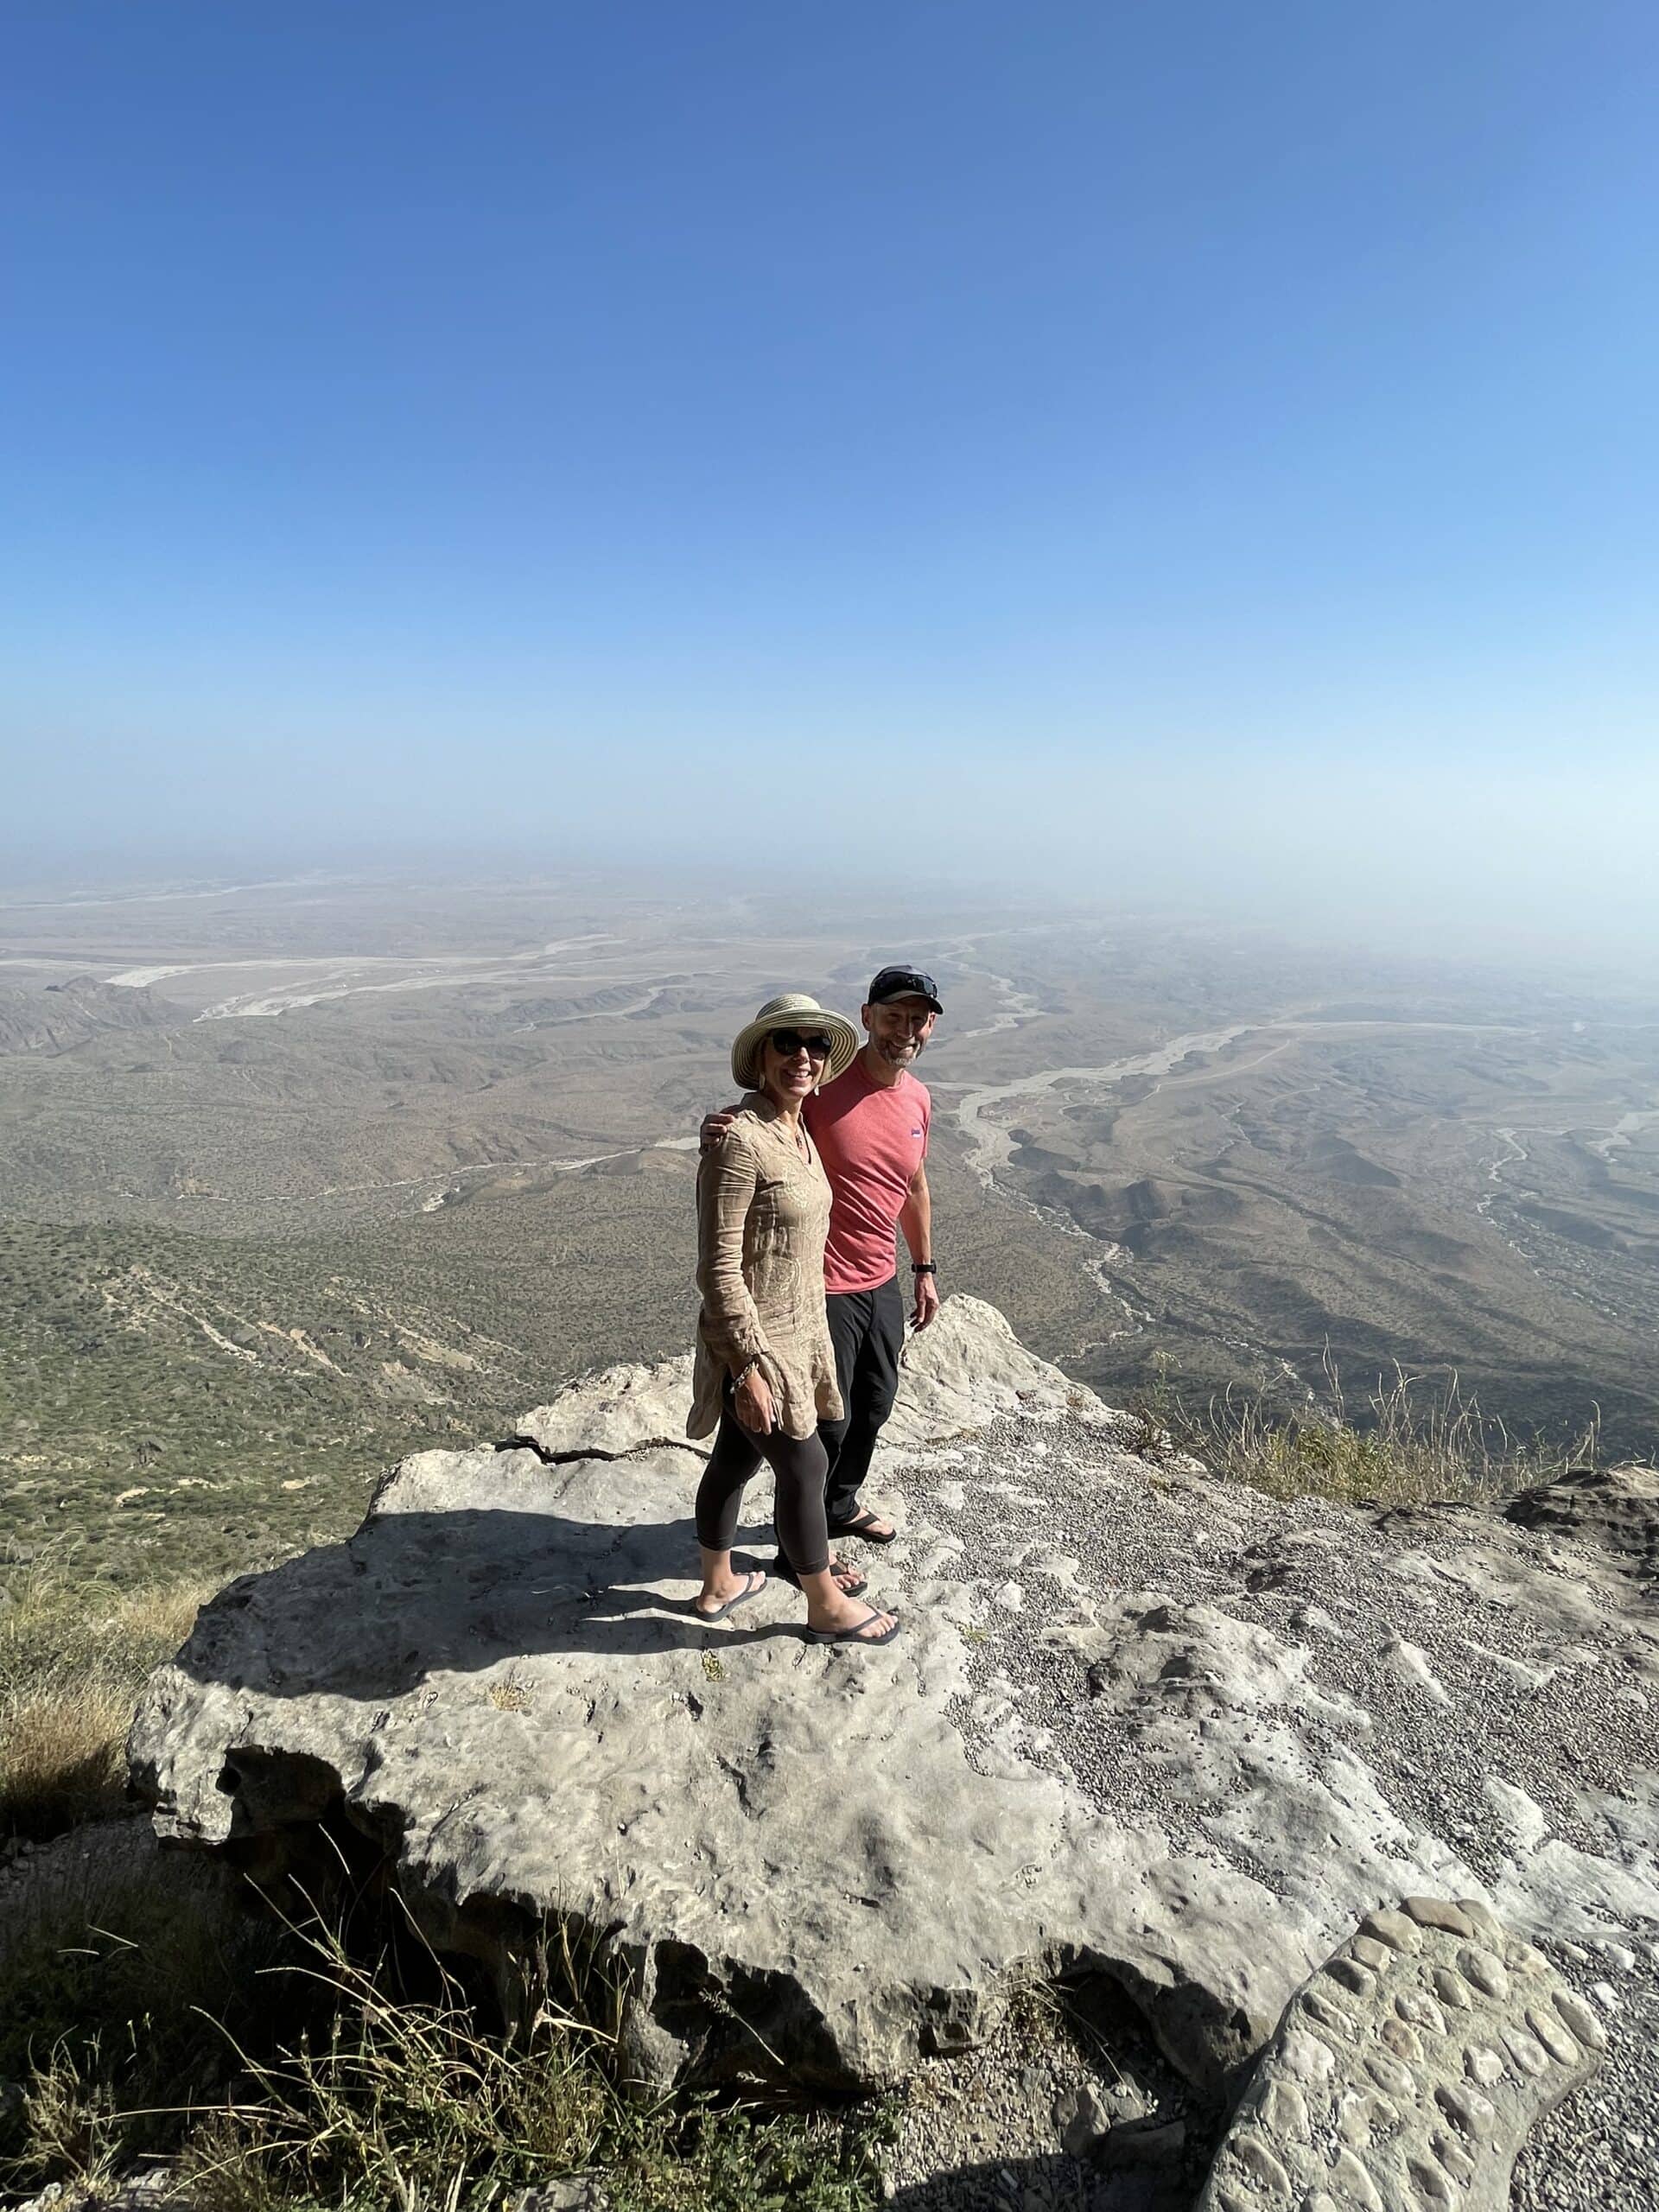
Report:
3,3,1657,937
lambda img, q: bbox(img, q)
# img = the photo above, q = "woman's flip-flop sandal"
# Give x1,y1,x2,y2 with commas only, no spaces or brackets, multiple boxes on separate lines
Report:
804,1606,901,1647
827,1509,898,1545
770,1554,868,1599
693,1569,766,1622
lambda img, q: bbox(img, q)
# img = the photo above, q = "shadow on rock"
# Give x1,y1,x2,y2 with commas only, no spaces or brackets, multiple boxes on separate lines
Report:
172,1505,804,1700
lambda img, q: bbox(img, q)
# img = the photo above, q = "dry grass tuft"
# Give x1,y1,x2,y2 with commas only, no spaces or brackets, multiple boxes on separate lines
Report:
0,1683,137,1840
1,1857,893,2211
0,1549,208,1840
1131,1350,1599,1509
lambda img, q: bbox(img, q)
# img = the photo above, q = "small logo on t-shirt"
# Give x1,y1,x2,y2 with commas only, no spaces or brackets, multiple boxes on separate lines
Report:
910,1128,923,1139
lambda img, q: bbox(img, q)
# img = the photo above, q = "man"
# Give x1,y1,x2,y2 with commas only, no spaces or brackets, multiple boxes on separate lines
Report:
703,963,942,1548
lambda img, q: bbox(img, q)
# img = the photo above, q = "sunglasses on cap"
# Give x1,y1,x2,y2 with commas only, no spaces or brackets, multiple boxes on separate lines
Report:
868,965,942,1011
766,1029,833,1058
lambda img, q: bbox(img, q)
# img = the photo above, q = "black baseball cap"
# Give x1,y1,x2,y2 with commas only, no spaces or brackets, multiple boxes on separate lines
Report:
867,964,943,1014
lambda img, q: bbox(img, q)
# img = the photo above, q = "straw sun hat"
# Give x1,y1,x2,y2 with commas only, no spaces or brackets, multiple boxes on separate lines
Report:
730,993,861,1089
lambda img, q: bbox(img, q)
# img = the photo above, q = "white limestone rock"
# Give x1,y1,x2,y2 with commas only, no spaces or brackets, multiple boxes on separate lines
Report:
508,1293,1122,1464
130,1301,1271,2099
875,1294,1125,1451
512,1357,700,1460
127,1294,1659,2177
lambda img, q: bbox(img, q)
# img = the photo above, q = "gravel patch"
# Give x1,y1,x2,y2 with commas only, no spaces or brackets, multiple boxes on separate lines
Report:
864,1412,1659,2212
882,1985,1199,2212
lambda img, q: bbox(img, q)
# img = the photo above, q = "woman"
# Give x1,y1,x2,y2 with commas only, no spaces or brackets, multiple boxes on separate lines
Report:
688,994,900,1646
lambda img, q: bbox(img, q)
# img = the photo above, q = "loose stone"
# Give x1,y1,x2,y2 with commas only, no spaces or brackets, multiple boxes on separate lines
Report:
1553,1989,1609,2051
1402,1898,1478,1939
1431,2132,1476,2184
1433,2083,1496,2140
1456,1944,1510,2000
1357,1909,1421,1955
1395,1990,1446,2036
1525,2002,1580,2063
1429,1967,1471,2011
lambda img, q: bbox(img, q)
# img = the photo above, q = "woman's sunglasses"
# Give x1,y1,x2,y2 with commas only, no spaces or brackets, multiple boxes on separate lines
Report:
767,1029,833,1058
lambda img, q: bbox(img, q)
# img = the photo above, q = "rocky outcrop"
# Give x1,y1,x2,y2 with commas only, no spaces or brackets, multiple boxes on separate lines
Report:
1198,1897,1603,2212
131,1304,1253,2100
129,1299,1656,2203
1504,1461,1658,1582
507,1295,1128,1462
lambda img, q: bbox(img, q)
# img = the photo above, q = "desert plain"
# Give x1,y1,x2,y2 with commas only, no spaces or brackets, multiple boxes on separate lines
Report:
2,867,1656,1581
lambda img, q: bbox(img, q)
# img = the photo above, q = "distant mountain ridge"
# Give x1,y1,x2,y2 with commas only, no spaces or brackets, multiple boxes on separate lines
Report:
0,977,181,1056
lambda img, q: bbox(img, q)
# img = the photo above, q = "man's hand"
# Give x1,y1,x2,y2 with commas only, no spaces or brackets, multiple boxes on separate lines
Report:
699,1103,743,1151
734,1366,776,1433
911,1272,941,1330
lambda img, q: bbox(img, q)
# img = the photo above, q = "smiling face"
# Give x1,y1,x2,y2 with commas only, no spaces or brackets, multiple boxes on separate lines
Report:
862,994,938,1071
759,1027,830,1109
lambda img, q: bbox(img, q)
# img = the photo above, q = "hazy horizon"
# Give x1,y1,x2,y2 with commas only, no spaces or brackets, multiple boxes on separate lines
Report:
5,3,1658,963
3,831,1657,988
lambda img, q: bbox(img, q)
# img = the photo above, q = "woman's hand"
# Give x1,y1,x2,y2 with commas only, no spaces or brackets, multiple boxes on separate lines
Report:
699,1103,743,1151
734,1366,776,1434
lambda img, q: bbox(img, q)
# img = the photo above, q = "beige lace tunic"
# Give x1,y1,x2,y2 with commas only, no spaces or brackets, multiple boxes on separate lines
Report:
688,1095,844,1442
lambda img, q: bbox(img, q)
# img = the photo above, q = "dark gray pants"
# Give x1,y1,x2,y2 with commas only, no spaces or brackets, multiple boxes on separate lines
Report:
819,1275,905,1529
695,1402,831,1576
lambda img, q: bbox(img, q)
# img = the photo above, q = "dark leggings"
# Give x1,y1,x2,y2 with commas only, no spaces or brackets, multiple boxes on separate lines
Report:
695,1404,831,1576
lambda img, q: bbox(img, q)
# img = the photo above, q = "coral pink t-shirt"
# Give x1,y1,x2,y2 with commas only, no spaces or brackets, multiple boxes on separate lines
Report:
803,1055,931,1294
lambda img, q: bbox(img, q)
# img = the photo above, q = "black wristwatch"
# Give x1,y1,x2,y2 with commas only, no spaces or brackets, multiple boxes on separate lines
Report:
912,1262,937,1275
